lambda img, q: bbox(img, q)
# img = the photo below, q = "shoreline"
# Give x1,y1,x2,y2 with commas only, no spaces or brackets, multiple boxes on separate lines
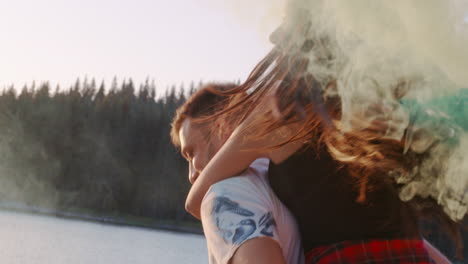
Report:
0,201,203,235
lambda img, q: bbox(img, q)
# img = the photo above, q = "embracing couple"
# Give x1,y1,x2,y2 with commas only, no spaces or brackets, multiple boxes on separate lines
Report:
167,1,460,262
170,83,451,264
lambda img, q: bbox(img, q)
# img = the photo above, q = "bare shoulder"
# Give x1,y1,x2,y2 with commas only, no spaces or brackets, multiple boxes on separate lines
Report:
229,237,286,264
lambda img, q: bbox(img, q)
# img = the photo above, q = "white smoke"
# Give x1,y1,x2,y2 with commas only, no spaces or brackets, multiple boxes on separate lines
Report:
279,0,468,221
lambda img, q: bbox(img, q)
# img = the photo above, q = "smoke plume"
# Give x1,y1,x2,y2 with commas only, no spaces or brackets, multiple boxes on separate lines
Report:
278,0,468,221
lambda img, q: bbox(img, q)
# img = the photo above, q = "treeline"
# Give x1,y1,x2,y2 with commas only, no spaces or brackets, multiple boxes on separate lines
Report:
0,78,196,223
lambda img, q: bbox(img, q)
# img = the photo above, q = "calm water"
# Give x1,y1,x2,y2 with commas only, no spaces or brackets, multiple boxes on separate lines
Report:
0,211,208,263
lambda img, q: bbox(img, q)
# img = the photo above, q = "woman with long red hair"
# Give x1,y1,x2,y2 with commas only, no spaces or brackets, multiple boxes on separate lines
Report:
183,1,465,263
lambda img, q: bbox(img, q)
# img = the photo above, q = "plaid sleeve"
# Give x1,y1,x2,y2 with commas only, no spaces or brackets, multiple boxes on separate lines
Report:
306,239,436,264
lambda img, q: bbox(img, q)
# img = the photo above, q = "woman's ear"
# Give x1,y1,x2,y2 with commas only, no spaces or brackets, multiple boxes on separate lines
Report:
212,119,231,145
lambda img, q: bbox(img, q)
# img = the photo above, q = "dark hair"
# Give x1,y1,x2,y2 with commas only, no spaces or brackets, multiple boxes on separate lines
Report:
170,83,236,147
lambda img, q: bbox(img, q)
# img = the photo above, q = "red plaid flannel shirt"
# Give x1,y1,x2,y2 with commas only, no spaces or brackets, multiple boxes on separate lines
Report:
305,239,436,264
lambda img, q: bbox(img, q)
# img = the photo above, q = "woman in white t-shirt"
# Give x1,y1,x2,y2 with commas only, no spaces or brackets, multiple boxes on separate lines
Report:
170,83,304,264
202,158,304,264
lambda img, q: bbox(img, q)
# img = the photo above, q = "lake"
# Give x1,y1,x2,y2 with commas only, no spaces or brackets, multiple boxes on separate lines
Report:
0,210,208,263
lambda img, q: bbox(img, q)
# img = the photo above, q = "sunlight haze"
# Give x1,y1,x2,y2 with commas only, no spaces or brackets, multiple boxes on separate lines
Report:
0,0,284,92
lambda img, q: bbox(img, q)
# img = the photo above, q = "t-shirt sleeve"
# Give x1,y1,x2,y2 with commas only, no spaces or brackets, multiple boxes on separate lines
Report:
201,178,280,264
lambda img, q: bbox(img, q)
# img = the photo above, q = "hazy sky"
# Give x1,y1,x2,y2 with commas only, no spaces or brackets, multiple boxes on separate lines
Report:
0,0,284,92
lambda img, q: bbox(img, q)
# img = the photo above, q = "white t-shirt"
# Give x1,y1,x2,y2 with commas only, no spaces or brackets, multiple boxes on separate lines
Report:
201,158,304,264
